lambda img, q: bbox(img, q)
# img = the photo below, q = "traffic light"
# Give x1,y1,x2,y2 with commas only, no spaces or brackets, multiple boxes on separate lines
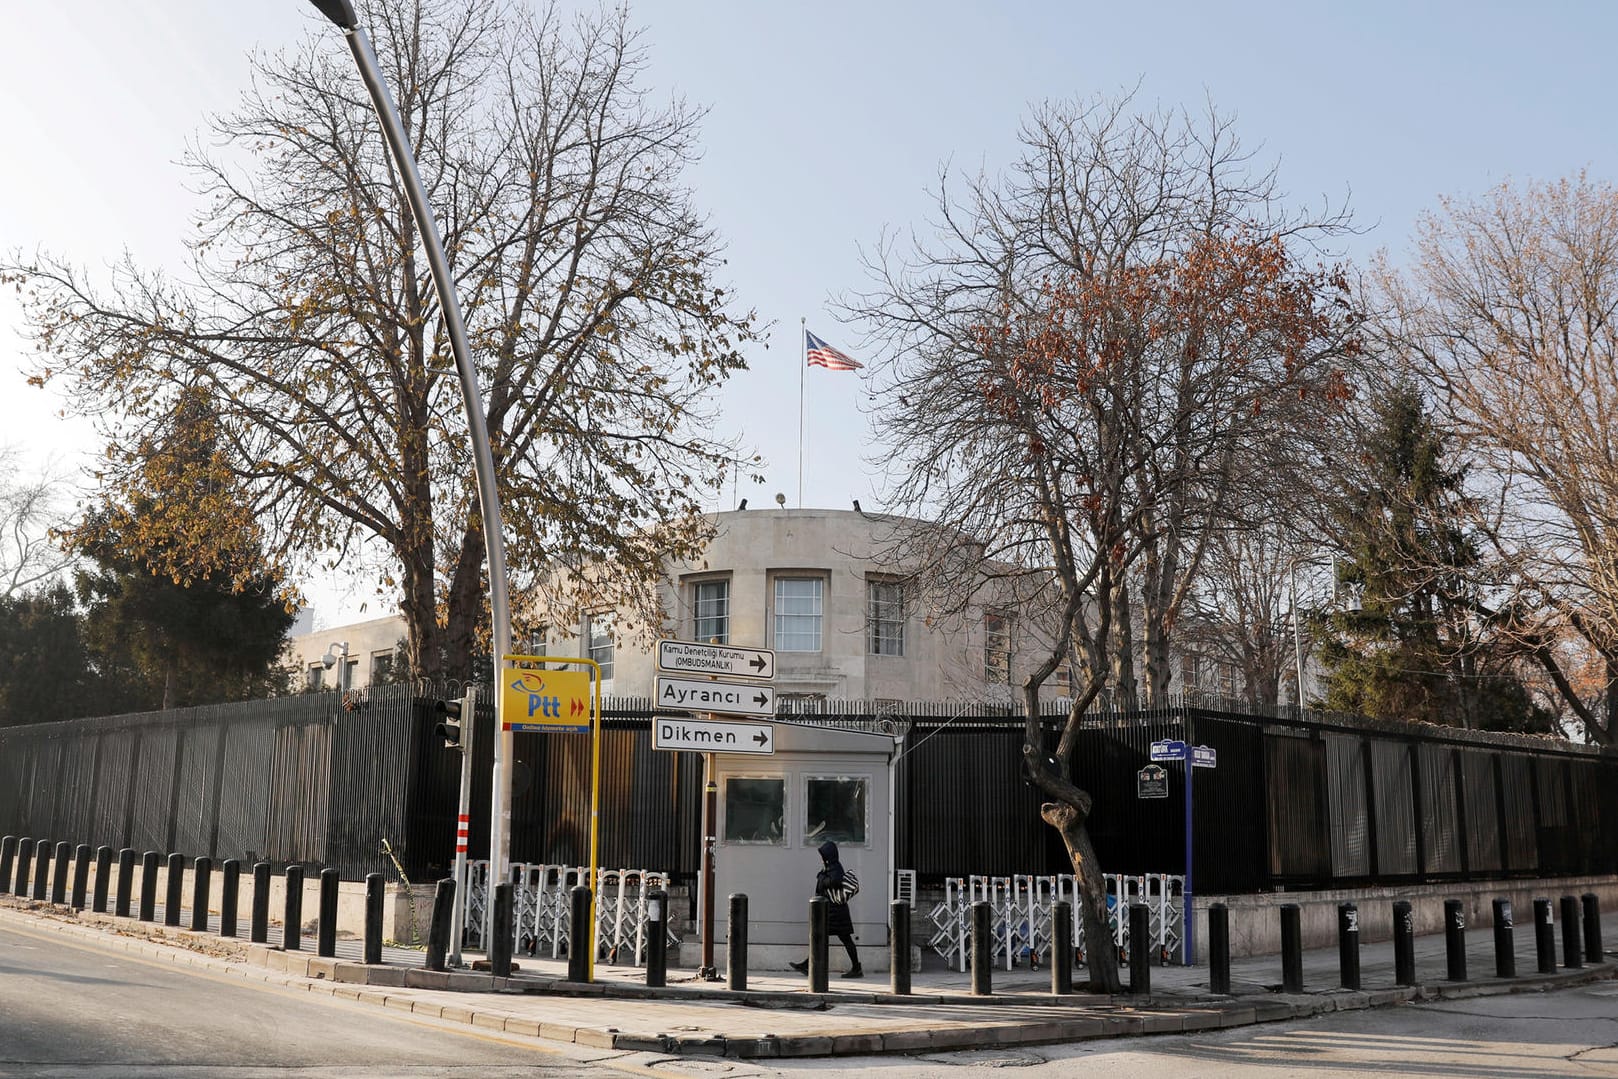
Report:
434,698,464,750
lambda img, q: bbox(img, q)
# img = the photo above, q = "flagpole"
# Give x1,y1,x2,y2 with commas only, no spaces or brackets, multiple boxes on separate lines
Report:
798,317,806,509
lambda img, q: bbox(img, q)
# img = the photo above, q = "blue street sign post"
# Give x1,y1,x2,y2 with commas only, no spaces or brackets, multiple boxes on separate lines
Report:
1148,739,1215,965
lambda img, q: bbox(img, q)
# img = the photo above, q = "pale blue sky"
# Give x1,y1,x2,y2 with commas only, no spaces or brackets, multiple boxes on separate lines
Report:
2,1,1613,621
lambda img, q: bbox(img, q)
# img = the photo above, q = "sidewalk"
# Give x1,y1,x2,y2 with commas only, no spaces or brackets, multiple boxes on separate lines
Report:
2,893,1611,1060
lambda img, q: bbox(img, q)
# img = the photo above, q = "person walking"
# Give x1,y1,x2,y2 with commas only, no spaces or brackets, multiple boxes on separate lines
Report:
790,840,862,978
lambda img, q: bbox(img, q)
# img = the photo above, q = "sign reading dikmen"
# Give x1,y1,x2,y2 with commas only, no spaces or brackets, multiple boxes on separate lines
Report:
501,669,592,733
654,716,775,755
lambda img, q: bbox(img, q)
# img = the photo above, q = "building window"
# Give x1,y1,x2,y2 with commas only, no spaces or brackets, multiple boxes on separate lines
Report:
1054,661,1073,695
306,664,325,692
340,657,359,693
587,614,614,683
692,578,730,644
984,612,1013,684
773,577,823,652
724,777,785,844
804,775,868,846
867,578,905,656
369,651,396,686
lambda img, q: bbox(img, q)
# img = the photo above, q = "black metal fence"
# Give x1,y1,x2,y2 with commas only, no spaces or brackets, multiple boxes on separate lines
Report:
0,691,1612,892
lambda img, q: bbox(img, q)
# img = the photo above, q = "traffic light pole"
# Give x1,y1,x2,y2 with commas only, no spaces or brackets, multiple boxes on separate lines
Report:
449,686,477,967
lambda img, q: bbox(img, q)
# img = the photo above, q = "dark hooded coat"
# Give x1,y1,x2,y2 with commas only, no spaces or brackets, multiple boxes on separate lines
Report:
815,840,855,937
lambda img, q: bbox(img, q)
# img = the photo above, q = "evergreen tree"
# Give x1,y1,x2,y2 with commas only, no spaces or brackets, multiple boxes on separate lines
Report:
0,583,107,725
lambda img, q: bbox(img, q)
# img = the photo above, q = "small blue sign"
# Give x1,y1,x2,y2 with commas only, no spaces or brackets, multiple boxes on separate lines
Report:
1192,744,1218,768
1149,739,1189,762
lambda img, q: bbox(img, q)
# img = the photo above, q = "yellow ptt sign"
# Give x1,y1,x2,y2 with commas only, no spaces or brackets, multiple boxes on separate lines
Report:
500,668,593,733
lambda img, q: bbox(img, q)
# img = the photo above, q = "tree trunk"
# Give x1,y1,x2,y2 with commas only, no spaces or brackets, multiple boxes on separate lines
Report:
1042,799,1122,993
1109,574,1138,710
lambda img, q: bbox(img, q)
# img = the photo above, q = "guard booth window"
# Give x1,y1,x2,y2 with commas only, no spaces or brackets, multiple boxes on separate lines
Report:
723,777,785,844
804,775,868,846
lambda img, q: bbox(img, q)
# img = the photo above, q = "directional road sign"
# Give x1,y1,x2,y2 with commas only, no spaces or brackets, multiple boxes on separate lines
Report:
654,716,775,755
656,675,776,717
1149,739,1189,762
657,640,775,680
1192,744,1218,768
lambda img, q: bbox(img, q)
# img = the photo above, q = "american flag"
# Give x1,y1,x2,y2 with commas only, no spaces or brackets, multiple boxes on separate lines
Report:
805,330,862,371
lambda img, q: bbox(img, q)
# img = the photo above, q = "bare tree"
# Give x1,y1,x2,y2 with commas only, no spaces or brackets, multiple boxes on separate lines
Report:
0,447,73,598
850,94,1360,991
4,0,758,680
1374,175,1618,743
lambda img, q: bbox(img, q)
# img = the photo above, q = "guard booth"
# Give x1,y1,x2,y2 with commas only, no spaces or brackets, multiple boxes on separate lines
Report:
703,720,898,972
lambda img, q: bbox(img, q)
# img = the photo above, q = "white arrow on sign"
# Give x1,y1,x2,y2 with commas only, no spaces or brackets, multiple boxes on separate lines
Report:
656,674,776,717
654,716,775,755
657,640,775,680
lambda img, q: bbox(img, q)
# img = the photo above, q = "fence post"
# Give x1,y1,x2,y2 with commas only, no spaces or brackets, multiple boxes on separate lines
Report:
220,860,240,938
1534,898,1556,973
317,868,339,958
1582,893,1602,963
645,888,668,988
0,835,14,893
363,872,384,964
809,896,829,993
138,851,159,922
32,841,50,900
283,865,303,951
727,893,748,991
1444,899,1467,981
1560,895,1582,969
562,885,586,982
164,853,185,927
92,846,112,914
972,900,994,996
494,882,517,978
71,844,91,910
1392,900,1415,986
1493,898,1515,978
1208,902,1231,994
891,900,913,995
1051,899,1072,995
50,842,69,905
192,857,212,933
425,878,455,972
13,837,32,897
250,862,270,944
115,848,135,917
1280,903,1303,993
1338,902,1360,990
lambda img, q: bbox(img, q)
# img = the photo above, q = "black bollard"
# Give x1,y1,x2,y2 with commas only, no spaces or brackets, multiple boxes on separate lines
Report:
13,837,31,897
562,884,586,982
363,872,384,964
49,841,69,905
164,853,185,927
727,893,748,991
496,882,518,978
972,900,994,996
1209,902,1231,994
1582,893,1602,963
1338,902,1361,990
0,835,14,893
71,844,90,910
1560,895,1583,969
192,857,212,932
138,851,159,922
809,896,829,993
1129,903,1152,996
32,841,49,900
1051,900,1073,995
892,900,914,995
92,846,112,913
250,862,270,944
283,865,303,950
220,860,240,938
645,888,668,988
1534,898,1556,973
1393,900,1416,986
1280,903,1303,993
1444,899,1467,981
317,868,339,958
425,877,454,972
115,848,135,917
1493,898,1515,978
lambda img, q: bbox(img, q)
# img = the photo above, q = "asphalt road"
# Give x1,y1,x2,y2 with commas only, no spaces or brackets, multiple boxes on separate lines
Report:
0,922,630,1078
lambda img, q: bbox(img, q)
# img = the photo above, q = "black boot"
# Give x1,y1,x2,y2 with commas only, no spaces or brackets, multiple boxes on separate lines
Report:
789,959,808,974
842,964,864,978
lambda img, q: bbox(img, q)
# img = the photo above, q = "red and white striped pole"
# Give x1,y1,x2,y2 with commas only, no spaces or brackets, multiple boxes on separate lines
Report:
448,686,478,967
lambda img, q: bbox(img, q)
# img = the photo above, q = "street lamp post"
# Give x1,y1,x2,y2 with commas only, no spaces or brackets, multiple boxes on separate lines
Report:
310,0,516,950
